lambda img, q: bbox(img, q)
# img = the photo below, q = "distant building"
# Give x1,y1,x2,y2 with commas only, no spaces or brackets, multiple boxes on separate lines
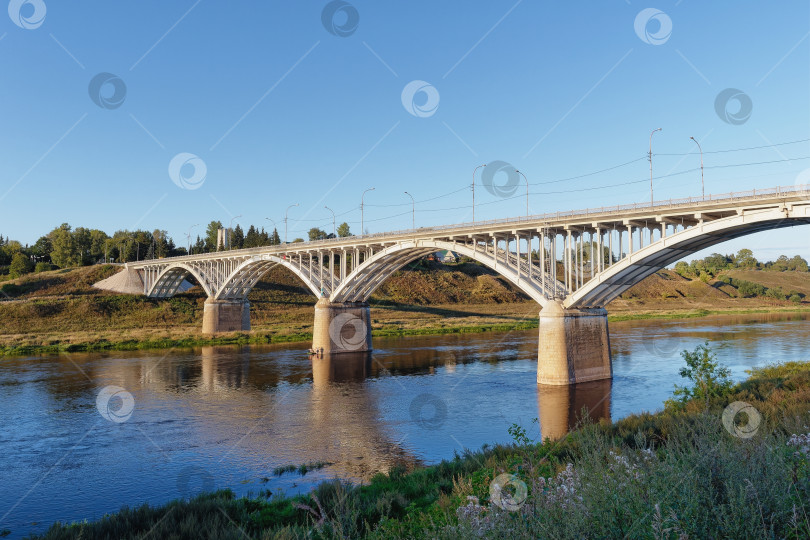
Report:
435,250,458,263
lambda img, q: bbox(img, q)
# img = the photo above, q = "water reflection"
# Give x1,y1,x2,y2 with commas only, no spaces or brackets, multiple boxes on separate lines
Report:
2,312,809,539
537,380,612,440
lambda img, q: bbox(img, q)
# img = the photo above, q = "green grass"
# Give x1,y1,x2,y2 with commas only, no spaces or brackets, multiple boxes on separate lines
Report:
25,358,810,539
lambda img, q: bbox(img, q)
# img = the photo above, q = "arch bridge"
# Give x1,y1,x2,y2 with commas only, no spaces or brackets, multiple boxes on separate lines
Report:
95,185,810,385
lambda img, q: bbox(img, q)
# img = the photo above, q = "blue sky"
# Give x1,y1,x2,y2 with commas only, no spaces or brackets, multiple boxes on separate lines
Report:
1,1,809,260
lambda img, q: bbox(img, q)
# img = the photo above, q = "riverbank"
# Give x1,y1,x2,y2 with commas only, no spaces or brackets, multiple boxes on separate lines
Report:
2,304,810,357
1,265,809,357
23,357,810,539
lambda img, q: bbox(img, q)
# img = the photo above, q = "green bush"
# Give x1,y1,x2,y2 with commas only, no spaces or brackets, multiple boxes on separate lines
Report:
790,294,803,304
667,342,733,408
736,280,766,297
8,253,33,278
34,262,54,273
765,286,786,300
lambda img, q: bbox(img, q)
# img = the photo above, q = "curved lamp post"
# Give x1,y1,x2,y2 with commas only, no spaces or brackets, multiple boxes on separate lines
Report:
324,206,336,237
515,170,529,217
649,128,662,205
472,164,486,222
404,191,415,229
186,223,199,253
361,187,375,235
689,136,705,200
284,203,299,244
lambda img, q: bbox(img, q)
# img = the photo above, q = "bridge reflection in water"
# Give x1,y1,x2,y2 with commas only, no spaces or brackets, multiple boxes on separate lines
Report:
93,343,612,480
537,380,612,440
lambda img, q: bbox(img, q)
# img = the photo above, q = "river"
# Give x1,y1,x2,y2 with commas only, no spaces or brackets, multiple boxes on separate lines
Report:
1,312,808,538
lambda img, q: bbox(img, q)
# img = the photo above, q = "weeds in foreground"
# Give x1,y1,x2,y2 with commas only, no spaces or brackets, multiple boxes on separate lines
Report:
27,356,810,539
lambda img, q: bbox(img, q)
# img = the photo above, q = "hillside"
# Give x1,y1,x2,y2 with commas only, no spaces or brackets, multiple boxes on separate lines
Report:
0,261,808,353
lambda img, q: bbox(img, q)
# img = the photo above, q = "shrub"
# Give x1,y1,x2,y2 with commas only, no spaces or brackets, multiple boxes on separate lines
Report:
736,280,766,297
765,286,786,300
790,294,802,304
34,262,54,273
667,342,733,408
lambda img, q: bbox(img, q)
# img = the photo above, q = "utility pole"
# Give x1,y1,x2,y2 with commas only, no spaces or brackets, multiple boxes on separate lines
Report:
649,128,662,206
472,164,486,222
690,136,705,200
404,191,415,229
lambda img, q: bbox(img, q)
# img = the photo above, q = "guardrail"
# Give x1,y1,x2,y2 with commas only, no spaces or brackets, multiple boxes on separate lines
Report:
128,183,810,266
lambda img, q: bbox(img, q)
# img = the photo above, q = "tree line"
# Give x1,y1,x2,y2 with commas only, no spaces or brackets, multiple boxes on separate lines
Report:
0,219,353,278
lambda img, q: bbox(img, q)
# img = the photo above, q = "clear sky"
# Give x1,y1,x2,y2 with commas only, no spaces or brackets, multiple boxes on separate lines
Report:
1,1,809,261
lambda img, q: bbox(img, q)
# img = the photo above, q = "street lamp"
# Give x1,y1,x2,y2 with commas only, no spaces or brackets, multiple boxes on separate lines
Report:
324,206,336,236
649,128,662,206
472,164,486,222
284,203,299,244
404,191,415,229
689,136,705,200
515,170,529,217
361,187,375,235
186,223,199,253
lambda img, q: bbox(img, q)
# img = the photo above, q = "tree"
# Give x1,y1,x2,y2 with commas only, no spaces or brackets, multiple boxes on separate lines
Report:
231,224,244,249
269,228,280,245
9,252,33,278
337,222,352,237
244,225,260,248
787,255,809,272
49,224,80,268
667,342,733,408
205,221,223,252
31,236,53,261
734,248,757,268
308,227,328,241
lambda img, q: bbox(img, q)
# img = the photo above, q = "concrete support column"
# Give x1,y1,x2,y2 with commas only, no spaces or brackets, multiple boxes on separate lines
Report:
312,298,372,355
202,298,250,334
537,301,612,385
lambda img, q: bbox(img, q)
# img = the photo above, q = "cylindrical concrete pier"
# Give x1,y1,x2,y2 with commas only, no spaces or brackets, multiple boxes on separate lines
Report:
537,301,612,385
202,298,251,334
312,298,372,354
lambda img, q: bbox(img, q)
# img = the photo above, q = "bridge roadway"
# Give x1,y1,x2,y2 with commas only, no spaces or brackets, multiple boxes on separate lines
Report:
95,184,810,385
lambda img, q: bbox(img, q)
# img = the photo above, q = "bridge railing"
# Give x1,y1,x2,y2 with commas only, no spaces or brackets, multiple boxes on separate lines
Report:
129,183,809,265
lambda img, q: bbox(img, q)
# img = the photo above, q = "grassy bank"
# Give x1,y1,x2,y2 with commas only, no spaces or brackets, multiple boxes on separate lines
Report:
3,305,810,357
25,357,810,539
1,264,809,357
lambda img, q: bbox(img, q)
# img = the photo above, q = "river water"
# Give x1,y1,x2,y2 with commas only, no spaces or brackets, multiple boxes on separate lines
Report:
1,312,808,537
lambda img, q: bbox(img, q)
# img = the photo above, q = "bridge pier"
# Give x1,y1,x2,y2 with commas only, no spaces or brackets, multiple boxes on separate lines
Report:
537,302,612,385
312,298,372,354
202,298,250,334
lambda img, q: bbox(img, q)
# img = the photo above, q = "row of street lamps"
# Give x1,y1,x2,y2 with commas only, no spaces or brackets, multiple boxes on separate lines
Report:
196,136,706,249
